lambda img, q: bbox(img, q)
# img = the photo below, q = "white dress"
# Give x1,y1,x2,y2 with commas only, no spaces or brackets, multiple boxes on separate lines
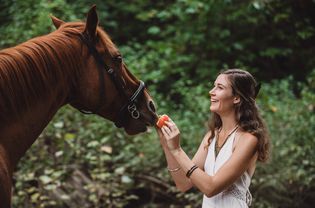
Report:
202,131,252,208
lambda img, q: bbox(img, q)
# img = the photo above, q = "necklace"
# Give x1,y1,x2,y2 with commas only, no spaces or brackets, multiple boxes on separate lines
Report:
215,125,239,158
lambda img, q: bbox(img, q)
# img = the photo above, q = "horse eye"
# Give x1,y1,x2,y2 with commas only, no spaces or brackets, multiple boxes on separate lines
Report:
114,55,122,63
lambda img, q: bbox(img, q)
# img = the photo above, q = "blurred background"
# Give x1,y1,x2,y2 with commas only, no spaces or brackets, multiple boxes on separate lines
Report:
1,0,314,207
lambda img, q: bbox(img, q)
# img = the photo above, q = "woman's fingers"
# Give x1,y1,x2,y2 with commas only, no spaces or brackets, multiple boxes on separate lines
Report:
162,125,180,139
165,119,174,125
157,117,181,152
156,127,163,137
164,121,178,132
161,126,170,137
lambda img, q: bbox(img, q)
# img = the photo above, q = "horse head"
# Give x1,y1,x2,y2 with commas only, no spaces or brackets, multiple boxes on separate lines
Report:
51,6,158,135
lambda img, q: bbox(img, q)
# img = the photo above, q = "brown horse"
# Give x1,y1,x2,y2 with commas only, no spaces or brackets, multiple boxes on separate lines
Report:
0,6,157,207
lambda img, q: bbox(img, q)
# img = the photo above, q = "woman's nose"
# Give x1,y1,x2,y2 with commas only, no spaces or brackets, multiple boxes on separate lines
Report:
209,88,215,96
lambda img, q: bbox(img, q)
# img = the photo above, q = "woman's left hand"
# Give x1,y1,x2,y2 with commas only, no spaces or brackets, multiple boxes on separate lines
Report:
161,118,181,153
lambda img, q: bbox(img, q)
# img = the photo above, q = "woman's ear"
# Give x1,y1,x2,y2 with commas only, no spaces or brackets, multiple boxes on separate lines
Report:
233,96,241,104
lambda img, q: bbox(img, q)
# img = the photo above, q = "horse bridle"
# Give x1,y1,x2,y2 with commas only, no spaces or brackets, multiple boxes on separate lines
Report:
77,32,145,128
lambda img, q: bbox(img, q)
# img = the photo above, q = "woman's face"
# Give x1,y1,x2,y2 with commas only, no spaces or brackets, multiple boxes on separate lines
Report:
209,74,238,115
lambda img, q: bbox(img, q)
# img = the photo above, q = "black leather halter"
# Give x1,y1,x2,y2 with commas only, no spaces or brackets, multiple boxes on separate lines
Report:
78,32,145,128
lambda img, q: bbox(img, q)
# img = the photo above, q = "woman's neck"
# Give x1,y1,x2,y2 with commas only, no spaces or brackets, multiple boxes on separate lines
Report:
220,114,238,132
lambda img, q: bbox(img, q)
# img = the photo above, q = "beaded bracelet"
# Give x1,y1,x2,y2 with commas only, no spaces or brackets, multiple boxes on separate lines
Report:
167,167,181,172
186,165,198,178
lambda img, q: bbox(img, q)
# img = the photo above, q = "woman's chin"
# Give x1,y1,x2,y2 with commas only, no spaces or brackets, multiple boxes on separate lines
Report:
210,106,216,112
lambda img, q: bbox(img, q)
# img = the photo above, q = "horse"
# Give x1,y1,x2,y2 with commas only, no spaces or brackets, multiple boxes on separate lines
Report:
0,5,157,207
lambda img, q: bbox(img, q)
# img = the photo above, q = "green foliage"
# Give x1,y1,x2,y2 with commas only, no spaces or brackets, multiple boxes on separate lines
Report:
1,0,315,207
0,0,77,47
251,73,315,208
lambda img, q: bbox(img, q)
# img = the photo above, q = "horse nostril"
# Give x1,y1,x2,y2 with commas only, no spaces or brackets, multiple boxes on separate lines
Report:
147,100,156,113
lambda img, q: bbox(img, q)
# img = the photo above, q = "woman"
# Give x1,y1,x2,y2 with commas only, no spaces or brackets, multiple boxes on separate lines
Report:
157,69,270,207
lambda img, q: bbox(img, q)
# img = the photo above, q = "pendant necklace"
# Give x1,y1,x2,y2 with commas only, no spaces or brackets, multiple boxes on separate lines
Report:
215,125,239,158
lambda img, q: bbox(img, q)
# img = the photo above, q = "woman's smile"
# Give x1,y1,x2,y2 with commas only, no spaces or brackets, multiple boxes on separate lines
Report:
209,74,237,114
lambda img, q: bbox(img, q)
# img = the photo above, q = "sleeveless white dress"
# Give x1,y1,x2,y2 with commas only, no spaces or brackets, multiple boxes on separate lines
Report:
202,131,252,208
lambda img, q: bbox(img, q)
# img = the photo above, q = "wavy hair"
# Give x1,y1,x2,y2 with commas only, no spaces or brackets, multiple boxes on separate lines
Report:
207,69,270,162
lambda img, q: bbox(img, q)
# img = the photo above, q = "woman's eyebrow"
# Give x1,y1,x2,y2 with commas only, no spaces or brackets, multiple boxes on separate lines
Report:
214,82,227,88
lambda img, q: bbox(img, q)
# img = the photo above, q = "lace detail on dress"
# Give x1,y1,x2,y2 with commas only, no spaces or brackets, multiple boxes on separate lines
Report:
246,190,252,206
222,184,252,206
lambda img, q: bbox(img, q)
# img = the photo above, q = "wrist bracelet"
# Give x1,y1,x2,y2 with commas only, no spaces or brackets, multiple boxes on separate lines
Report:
186,165,198,178
167,167,181,172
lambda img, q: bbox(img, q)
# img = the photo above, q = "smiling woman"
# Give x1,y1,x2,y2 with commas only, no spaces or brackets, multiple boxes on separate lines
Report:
156,69,270,208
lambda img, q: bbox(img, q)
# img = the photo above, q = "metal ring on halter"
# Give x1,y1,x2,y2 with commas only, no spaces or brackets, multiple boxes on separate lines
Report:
128,104,137,112
131,110,140,119
128,104,140,119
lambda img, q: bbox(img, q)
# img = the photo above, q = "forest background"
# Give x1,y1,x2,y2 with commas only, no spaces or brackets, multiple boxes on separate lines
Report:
1,0,314,207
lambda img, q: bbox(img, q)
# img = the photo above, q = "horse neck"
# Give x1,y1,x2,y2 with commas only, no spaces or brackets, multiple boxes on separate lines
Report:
0,89,66,207
0,32,81,171
2,90,65,166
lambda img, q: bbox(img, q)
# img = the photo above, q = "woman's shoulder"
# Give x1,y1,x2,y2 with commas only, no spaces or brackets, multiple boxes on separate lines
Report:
236,128,257,139
233,129,259,162
235,129,258,147
204,130,213,138
202,130,215,145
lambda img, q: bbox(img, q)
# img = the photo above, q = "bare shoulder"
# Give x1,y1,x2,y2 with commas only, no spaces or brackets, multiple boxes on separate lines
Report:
202,130,213,145
234,130,258,150
239,131,258,141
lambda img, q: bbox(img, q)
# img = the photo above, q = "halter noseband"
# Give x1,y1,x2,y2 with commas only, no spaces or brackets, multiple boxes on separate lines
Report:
78,32,145,128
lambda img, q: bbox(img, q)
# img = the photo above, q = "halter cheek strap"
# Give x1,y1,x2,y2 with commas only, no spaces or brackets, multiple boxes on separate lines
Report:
77,32,145,128
114,80,145,128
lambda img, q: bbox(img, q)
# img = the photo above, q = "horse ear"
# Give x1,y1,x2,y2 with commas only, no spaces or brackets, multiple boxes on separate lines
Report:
50,15,65,29
84,5,99,38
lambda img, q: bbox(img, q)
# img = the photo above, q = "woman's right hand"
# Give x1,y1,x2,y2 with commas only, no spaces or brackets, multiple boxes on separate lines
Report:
161,119,181,153
156,127,168,148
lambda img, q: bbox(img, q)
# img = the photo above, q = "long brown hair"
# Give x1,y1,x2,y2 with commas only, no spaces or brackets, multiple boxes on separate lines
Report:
207,69,270,162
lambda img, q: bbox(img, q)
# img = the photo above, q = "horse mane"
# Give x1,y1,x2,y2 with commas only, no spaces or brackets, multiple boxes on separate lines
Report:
0,21,119,122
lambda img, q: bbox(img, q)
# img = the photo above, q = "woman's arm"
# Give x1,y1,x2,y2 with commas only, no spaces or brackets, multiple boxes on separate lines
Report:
171,132,258,197
157,127,211,192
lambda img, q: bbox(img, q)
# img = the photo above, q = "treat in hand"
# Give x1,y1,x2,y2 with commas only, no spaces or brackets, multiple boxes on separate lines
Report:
156,114,169,128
